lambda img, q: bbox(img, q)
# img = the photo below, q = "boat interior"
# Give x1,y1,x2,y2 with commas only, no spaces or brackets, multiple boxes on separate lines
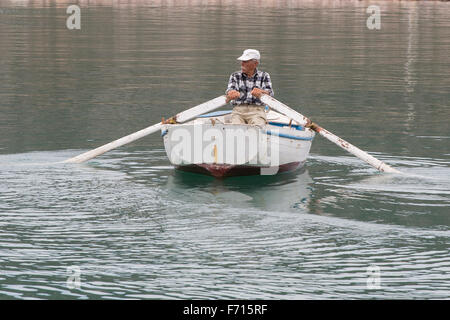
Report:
189,109,307,131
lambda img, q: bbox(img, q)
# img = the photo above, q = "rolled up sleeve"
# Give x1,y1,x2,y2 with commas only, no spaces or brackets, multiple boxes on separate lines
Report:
226,73,239,94
262,73,274,97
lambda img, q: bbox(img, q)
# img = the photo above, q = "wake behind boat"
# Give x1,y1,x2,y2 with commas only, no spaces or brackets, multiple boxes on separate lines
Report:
161,109,315,178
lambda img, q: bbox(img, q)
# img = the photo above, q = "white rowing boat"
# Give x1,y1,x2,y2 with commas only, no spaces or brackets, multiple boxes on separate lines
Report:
65,94,398,175
161,109,315,178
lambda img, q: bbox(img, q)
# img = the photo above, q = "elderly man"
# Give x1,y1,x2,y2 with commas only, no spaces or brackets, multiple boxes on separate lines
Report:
225,49,274,126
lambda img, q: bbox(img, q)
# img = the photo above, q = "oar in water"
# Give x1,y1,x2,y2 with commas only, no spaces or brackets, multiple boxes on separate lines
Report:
260,95,401,173
64,95,228,164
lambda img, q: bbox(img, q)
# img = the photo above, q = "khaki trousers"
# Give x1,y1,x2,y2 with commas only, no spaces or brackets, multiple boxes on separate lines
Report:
231,104,267,127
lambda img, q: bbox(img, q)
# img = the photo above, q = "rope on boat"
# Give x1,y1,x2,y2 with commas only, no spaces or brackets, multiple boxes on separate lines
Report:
161,116,178,124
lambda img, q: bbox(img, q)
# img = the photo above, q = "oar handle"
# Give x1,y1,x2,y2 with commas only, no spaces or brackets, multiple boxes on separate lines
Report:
261,95,310,126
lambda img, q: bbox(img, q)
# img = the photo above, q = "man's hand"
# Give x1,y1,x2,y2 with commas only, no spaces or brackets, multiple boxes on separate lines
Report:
226,90,240,103
251,88,268,98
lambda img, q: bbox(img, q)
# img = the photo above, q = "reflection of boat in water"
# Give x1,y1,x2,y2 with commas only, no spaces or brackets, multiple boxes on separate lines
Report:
165,168,313,212
161,109,315,178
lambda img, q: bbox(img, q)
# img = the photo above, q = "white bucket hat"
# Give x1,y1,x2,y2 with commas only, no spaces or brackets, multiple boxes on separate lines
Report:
237,49,260,62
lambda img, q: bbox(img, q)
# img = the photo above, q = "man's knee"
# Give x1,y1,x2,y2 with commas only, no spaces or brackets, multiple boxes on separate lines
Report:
248,117,267,127
231,114,246,124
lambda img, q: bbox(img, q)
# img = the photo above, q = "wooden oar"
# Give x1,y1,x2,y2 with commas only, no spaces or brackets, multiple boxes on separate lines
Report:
64,95,227,164
260,95,401,173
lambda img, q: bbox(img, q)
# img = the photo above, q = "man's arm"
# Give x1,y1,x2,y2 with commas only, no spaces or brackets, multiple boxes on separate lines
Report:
262,72,274,97
251,72,274,98
226,73,240,102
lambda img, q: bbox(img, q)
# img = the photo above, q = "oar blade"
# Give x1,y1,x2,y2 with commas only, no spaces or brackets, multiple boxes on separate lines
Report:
64,123,163,164
316,127,400,173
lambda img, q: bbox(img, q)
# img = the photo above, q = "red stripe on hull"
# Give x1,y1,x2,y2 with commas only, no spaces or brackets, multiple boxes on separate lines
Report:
176,162,304,178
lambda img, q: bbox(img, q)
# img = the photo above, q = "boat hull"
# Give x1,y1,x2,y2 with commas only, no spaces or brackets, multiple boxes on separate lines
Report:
161,110,314,178
176,161,304,178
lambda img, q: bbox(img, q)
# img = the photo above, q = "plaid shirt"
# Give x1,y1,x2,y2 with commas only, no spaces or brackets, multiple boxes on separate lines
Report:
226,69,274,106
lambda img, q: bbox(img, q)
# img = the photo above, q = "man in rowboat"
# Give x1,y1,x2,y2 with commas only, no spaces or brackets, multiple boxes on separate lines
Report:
225,49,274,127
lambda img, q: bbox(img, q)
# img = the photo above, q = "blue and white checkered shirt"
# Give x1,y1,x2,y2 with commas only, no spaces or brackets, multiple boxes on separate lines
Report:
226,69,274,106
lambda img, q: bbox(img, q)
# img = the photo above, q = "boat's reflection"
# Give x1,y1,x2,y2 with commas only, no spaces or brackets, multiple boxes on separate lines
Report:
165,167,314,213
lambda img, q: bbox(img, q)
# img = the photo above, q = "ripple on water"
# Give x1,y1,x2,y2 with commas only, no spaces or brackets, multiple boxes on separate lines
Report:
308,153,450,229
1,149,449,299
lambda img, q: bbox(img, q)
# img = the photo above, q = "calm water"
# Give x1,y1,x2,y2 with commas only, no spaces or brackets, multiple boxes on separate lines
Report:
0,0,449,299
